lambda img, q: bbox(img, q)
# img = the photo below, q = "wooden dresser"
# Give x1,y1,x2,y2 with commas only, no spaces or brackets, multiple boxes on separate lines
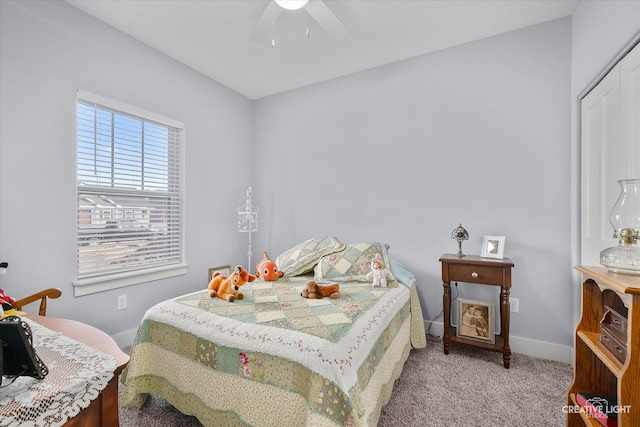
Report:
567,265,640,427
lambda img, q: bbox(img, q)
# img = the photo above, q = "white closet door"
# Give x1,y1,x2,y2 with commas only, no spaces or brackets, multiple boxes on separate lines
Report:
621,42,640,178
581,65,621,265
581,42,640,266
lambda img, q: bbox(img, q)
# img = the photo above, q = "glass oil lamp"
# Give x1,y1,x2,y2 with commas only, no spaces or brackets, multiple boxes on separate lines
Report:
600,178,640,275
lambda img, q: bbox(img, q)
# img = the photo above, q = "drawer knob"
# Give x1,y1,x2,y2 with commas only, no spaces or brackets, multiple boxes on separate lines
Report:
471,272,478,279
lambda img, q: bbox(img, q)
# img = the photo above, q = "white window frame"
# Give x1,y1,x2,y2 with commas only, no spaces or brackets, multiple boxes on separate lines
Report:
74,90,187,296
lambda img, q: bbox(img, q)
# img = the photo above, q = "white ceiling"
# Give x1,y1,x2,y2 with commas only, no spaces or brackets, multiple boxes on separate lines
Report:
65,0,578,100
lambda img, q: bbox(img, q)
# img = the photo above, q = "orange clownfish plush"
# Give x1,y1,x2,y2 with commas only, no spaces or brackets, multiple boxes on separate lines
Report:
208,265,256,302
255,252,283,281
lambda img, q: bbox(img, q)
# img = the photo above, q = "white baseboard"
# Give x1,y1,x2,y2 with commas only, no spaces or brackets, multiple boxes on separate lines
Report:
425,321,574,365
111,327,138,349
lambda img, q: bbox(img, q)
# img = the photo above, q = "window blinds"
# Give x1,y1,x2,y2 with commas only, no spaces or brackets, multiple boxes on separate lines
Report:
76,91,183,281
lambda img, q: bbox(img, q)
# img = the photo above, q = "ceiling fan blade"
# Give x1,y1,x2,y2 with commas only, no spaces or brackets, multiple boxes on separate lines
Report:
248,1,284,43
307,0,351,38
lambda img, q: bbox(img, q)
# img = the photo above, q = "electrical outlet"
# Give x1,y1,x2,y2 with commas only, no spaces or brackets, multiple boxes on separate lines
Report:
510,297,519,313
117,294,127,310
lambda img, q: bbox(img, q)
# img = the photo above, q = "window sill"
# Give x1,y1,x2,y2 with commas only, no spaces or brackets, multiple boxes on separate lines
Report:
73,263,188,296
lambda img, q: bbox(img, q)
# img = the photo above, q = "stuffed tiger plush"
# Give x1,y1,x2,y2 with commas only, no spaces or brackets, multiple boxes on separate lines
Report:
208,265,256,302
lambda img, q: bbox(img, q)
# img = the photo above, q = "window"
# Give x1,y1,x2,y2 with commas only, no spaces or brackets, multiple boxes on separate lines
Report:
75,90,186,296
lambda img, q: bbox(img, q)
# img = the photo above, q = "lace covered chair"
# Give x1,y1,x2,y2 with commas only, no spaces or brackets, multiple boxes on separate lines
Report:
11,288,62,316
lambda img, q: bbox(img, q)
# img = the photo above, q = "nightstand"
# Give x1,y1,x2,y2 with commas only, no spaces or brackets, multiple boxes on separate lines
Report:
439,254,514,368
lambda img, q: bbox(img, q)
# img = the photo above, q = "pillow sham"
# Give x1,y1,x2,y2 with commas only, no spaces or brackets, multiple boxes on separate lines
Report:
389,257,415,287
276,236,345,277
314,242,395,283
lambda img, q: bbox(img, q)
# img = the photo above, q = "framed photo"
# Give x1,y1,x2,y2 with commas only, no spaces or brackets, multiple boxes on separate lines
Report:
208,264,231,282
481,235,505,259
456,298,495,344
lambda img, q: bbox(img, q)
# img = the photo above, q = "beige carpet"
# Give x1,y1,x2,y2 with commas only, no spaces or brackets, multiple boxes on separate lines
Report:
118,338,573,426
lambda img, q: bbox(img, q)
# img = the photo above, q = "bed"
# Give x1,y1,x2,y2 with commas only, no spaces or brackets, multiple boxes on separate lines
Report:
121,238,426,426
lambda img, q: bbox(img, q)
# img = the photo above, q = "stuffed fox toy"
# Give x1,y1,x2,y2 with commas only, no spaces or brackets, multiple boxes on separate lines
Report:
208,265,256,302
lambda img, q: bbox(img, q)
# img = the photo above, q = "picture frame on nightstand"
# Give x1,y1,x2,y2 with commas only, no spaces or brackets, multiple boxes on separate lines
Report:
457,298,495,344
481,235,505,259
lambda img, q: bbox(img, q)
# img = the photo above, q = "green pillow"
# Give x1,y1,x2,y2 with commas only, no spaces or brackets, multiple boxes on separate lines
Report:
276,237,345,276
314,242,395,282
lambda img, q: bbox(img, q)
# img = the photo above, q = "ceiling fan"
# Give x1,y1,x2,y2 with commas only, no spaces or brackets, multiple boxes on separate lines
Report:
249,0,351,45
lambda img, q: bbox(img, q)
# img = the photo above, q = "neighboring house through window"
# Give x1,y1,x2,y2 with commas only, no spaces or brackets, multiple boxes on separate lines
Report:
74,90,186,296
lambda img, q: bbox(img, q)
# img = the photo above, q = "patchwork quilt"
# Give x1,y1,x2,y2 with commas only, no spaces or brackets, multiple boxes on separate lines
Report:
121,276,426,427
176,277,392,342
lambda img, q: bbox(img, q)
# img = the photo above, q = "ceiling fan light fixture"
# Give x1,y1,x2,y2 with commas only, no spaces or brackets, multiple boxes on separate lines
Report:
275,0,308,11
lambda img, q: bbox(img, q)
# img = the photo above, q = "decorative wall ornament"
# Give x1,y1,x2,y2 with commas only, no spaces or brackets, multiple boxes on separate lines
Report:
238,187,259,269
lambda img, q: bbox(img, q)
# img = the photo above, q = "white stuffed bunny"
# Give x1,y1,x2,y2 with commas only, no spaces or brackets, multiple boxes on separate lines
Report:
366,253,393,288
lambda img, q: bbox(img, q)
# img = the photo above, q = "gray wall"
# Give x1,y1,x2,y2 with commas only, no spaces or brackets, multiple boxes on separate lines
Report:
0,0,252,336
572,0,640,95
252,17,575,350
1,0,639,359
251,2,640,356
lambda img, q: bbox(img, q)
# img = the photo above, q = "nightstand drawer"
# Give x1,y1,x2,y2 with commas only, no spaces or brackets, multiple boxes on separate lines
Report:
445,263,505,285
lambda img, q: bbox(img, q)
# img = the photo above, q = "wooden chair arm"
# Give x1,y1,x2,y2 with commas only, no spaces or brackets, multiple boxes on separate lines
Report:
11,288,62,316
